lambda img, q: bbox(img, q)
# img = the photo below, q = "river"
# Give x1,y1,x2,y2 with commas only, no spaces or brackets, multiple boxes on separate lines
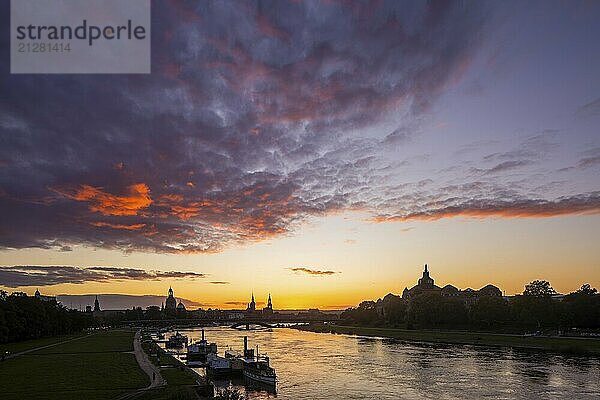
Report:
172,326,600,399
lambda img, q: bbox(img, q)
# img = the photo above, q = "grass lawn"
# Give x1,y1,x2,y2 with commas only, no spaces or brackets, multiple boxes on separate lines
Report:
0,330,148,400
161,367,200,386
0,333,85,355
298,324,600,354
34,329,134,354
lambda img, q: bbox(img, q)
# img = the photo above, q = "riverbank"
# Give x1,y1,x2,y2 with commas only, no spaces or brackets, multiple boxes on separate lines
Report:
296,324,600,355
0,330,149,400
136,334,213,400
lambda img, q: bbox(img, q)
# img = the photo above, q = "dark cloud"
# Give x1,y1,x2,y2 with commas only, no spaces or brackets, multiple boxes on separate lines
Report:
224,300,264,307
209,281,230,285
1,1,594,255
0,265,206,288
289,267,338,276
374,192,600,222
481,160,534,175
0,0,492,253
577,156,600,169
576,98,600,117
224,301,249,306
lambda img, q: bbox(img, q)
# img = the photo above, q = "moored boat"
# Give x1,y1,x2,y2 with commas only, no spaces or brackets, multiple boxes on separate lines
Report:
240,336,276,386
206,353,232,375
166,331,188,348
186,329,218,362
242,356,276,386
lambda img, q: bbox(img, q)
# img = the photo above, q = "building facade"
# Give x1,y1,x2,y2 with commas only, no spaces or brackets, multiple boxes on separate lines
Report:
402,264,502,302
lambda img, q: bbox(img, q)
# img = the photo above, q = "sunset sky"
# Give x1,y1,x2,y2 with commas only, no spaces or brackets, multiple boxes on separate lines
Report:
1,1,599,310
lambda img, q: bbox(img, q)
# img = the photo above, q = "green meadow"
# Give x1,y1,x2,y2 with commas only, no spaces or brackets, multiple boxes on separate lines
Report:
0,330,148,400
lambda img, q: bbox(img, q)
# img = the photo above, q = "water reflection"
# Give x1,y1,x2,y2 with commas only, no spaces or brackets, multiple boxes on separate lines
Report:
173,327,600,400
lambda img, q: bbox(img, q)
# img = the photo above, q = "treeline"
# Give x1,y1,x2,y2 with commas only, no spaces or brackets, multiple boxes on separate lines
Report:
341,281,600,333
0,291,92,343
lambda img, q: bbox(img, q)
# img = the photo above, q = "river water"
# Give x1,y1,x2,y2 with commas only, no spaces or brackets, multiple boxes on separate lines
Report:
173,326,600,399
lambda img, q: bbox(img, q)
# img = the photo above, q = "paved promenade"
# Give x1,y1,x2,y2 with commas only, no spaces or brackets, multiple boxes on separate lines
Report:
133,330,165,389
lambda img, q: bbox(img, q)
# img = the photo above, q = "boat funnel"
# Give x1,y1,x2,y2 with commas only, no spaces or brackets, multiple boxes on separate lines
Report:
202,329,205,341
244,336,248,353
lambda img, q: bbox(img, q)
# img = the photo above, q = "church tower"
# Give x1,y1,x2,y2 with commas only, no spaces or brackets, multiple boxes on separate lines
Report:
263,293,274,315
417,264,435,288
93,295,101,312
165,286,177,310
247,292,256,312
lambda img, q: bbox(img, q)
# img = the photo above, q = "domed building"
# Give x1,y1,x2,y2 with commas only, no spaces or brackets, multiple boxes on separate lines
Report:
402,264,502,303
176,300,186,311
402,264,441,300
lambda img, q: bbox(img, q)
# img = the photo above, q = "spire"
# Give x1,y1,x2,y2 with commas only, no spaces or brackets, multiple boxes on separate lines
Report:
424,263,428,273
251,291,254,302
94,295,100,312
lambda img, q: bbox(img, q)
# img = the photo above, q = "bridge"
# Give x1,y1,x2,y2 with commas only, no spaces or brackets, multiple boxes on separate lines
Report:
121,315,338,329
229,320,274,329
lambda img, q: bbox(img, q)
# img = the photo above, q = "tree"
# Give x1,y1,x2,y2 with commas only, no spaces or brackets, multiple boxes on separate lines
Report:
523,280,556,297
577,283,597,296
145,305,162,320
381,294,406,325
470,296,509,328
562,284,600,329
511,294,559,329
341,301,381,326
0,292,92,344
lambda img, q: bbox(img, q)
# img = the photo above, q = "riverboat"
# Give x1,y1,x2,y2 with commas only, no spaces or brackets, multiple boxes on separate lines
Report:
206,353,232,375
239,336,276,386
186,329,217,362
166,331,188,348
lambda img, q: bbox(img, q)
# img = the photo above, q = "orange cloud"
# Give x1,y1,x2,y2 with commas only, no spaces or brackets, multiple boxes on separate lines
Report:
289,267,338,276
59,183,152,216
90,221,146,231
373,197,600,222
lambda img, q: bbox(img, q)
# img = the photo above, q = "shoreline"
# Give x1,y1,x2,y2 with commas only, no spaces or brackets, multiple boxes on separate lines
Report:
295,324,600,355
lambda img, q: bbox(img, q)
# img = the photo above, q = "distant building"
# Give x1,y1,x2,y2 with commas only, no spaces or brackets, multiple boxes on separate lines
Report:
34,289,56,302
263,294,273,316
92,295,102,317
94,295,101,312
177,300,186,311
228,312,245,320
246,292,256,313
402,264,502,302
165,287,177,311
402,264,440,300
